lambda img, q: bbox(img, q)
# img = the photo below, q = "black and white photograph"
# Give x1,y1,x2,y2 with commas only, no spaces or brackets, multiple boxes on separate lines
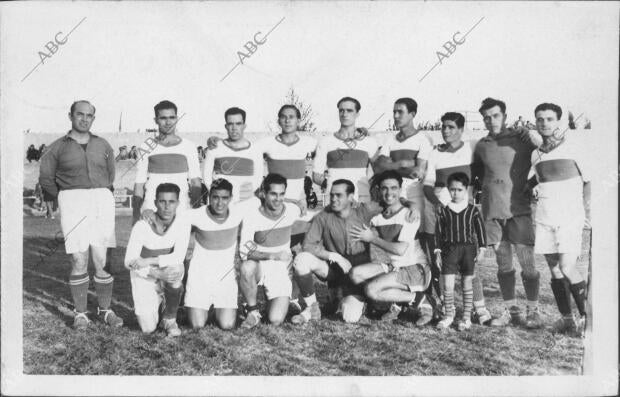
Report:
1,1,617,396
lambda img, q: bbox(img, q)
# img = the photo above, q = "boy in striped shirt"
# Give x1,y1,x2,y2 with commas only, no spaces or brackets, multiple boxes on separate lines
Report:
435,172,487,331
528,103,591,336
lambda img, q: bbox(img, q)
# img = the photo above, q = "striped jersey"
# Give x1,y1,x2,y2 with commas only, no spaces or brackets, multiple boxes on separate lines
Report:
435,201,486,249
370,206,427,267
239,200,301,259
124,215,192,269
202,140,264,202
379,131,433,198
258,135,317,200
313,133,378,200
423,141,476,205
134,138,201,210
186,203,244,277
529,133,591,225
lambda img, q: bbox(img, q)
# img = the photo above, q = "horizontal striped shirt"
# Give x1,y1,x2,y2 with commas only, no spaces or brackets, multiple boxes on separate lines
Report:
435,202,486,249
239,200,301,259
529,132,591,225
313,133,378,200
202,140,264,202
258,134,317,200
124,215,191,269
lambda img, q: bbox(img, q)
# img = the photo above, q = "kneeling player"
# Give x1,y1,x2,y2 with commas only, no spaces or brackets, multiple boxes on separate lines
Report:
125,183,191,336
184,178,243,330
529,103,591,336
348,170,433,325
239,173,302,328
292,179,420,324
434,173,487,331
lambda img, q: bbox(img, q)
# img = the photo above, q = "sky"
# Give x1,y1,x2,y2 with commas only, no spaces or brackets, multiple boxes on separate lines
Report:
1,1,618,134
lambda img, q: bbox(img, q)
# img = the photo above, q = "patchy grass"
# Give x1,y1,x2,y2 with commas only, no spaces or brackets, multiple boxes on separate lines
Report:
23,214,588,375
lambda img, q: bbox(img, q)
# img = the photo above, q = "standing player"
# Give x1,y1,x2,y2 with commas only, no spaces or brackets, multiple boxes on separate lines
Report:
528,103,591,335
184,179,243,330
423,112,492,324
39,100,122,329
375,98,433,224
125,183,191,336
132,100,202,223
313,97,378,202
238,173,303,328
202,107,264,203
291,179,420,324
348,171,434,325
434,173,487,331
472,97,542,328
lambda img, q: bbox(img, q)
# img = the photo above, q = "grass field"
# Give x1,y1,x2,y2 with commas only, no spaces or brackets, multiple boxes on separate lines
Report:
22,211,589,376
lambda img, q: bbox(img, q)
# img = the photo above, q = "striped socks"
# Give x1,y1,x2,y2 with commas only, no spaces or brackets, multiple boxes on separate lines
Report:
69,274,89,313
462,286,473,321
94,275,114,310
443,288,455,318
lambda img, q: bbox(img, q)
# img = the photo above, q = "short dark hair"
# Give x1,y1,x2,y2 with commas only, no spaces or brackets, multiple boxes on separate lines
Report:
394,98,418,114
478,97,506,115
332,179,355,195
447,172,470,188
441,112,466,128
337,97,361,112
262,173,287,193
534,103,563,120
278,105,301,119
375,170,403,187
225,107,246,123
70,100,96,115
154,100,178,117
155,183,180,199
210,178,233,195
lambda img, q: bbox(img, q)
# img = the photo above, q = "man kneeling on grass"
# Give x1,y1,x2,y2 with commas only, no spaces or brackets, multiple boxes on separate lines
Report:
238,173,304,328
291,178,420,324
125,183,191,336
348,170,434,325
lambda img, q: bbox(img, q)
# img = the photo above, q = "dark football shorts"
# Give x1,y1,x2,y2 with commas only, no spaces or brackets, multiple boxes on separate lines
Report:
441,243,477,276
484,215,535,246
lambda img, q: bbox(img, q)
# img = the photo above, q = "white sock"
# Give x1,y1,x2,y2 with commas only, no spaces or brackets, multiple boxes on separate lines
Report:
304,294,317,307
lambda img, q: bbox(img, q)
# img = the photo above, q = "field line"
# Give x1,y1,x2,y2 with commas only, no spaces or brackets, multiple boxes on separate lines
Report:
24,269,133,312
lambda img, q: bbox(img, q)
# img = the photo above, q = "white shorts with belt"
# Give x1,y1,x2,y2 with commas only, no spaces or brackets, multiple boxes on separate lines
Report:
58,188,116,254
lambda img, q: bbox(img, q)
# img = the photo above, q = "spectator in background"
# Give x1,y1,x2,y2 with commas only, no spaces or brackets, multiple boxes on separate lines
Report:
38,144,47,158
197,146,205,161
116,145,128,161
129,146,138,160
27,144,39,162
513,116,525,129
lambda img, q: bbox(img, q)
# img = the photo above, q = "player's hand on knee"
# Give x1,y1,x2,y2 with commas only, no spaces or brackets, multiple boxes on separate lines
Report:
434,249,443,271
329,253,352,274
